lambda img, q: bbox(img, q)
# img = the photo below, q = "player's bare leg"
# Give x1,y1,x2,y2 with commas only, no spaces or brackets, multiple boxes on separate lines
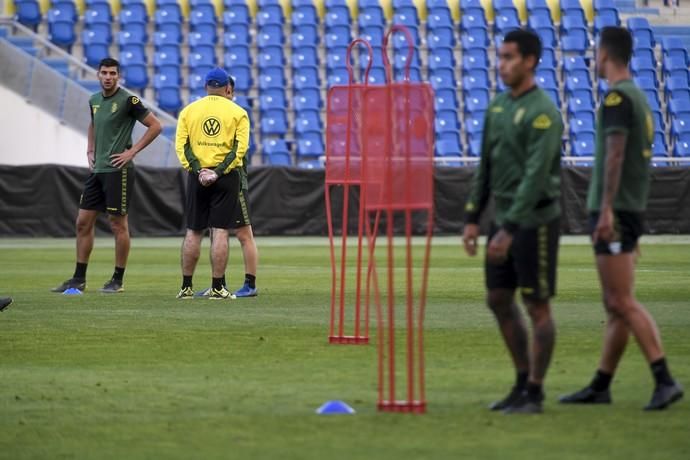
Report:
52,209,97,292
504,298,555,414
234,225,258,297
210,228,229,278
177,229,203,298
486,288,530,410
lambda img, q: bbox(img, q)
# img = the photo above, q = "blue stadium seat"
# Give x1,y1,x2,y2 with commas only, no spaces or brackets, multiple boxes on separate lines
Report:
358,7,385,28
257,5,285,26
366,67,387,84
593,15,618,35
295,111,322,134
394,51,421,72
572,133,595,156
563,55,587,74
325,7,351,29
429,48,456,70
391,27,420,48
463,73,491,93
223,27,250,47
560,0,586,19
258,46,285,69
294,88,322,111
672,116,690,140
188,70,207,91
462,48,490,70
327,68,349,87
465,89,490,114
662,37,690,65
565,68,591,85
223,6,249,26
292,3,318,26
435,110,460,133
537,69,559,90
664,76,688,100
428,28,456,48
359,46,385,70
465,115,484,142
48,17,76,49
360,26,384,46
534,27,557,49
154,66,182,89
188,46,217,69
119,44,147,65
461,12,488,30
118,27,147,46
119,4,148,25
83,42,109,67
495,12,521,34
569,116,595,137
155,4,182,26
49,2,78,22
84,5,112,26
427,9,453,30
297,132,325,159
292,47,319,68
259,89,287,112
540,48,557,69
261,109,289,135
121,63,148,90
189,25,218,45
436,138,464,160
325,26,352,48
430,68,457,89
224,45,252,67
156,87,182,114
526,0,552,19
292,28,319,48
153,29,182,48
154,47,182,67
544,88,561,108
562,32,589,55
393,9,420,28
561,13,587,34
673,134,690,157
668,96,690,120
262,139,292,166
434,89,459,112
294,67,321,90
259,67,286,90
462,27,490,49
652,132,667,157
326,52,347,71
14,0,42,29
227,65,252,92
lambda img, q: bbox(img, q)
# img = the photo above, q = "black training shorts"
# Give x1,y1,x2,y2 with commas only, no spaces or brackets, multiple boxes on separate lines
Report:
79,169,135,215
485,217,560,301
186,169,240,231
589,211,643,255
232,188,252,228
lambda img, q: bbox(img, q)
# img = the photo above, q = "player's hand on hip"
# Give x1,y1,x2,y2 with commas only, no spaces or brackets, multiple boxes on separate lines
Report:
462,223,480,257
487,229,513,264
593,207,614,243
198,168,219,187
111,148,136,168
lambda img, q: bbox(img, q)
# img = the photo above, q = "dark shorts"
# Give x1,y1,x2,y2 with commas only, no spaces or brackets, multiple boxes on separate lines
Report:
589,211,643,255
232,188,252,228
186,169,240,231
79,169,135,215
485,217,560,301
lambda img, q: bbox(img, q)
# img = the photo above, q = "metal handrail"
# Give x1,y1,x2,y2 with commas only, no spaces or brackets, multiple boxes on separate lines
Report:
0,17,178,127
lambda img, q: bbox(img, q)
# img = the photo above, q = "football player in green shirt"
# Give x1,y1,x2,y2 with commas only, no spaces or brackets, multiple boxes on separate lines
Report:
52,58,162,294
463,30,563,414
560,27,683,410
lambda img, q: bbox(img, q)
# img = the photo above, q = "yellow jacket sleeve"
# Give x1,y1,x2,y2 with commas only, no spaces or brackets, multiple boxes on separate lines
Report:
175,110,200,173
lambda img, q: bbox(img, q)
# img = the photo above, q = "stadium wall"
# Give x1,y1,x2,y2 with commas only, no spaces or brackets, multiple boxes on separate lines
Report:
0,84,88,166
1,165,690,237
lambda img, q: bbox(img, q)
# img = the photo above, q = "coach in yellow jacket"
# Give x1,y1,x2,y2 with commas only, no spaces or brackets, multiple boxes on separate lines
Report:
175,67,250,300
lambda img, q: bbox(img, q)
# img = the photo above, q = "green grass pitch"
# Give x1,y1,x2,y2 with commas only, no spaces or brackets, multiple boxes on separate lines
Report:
1,236,688,459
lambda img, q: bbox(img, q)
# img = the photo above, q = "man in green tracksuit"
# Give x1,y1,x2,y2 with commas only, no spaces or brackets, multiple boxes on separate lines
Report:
559,27,683,411
462,30,563,414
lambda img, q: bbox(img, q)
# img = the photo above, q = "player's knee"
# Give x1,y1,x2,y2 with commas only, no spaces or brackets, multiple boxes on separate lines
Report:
486,291,514,317
524,300,552,324
603,293,635,317
108,217,128,235
76,216,93,235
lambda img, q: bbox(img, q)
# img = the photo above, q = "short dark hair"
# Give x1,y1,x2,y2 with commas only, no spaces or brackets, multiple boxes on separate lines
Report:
98,58,120,72
503,29,542,69
228,75,235,90
599,26,633,65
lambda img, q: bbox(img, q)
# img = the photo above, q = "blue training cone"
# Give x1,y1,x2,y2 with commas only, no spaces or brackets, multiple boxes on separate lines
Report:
316,400,356,415
62,288,83,295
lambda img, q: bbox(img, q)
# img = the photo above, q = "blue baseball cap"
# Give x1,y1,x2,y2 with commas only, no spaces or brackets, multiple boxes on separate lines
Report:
205,67,229,87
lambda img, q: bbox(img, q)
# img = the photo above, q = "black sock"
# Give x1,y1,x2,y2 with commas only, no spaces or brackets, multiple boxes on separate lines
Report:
112,267,125,282
73,262,87,280
182,275,193,289
221,275,226,288
516,371,529,390
245,273,256,289
590,370,613,392
212,277,224,290
526,382,544,401
651,357,674,386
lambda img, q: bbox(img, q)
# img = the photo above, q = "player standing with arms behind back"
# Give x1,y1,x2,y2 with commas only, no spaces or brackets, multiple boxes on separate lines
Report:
462,30,563,414
52,57,162,293
175,68,250,300
559,27,683,410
